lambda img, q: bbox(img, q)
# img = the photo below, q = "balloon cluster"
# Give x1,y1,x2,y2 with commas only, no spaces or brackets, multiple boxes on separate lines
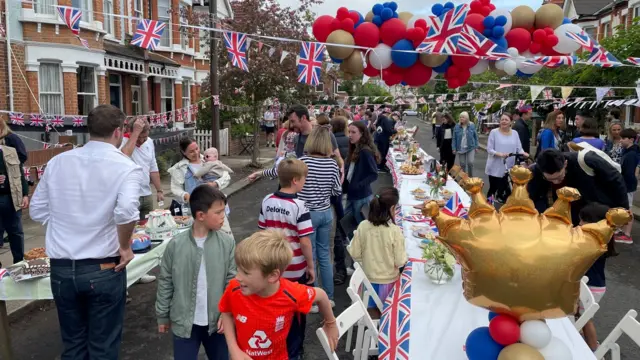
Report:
465,312,572,360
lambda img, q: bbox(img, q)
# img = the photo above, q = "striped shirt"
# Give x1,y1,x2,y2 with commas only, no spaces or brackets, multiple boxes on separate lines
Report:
263,156,342,211
258,192,314,280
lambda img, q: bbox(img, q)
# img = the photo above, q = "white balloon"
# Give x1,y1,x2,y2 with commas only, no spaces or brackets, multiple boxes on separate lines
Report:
553,23,583,54
407,15,435,29
489,8,513,34
520,320,552,349
507,47,519,57
495,60,505,70
517,51,543,73
503,60,517,75
369,43,393,70
470,59,489,75
538,337,572,360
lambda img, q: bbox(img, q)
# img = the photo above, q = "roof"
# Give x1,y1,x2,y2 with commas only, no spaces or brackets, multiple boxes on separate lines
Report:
573,0,616,16
103,41,179,66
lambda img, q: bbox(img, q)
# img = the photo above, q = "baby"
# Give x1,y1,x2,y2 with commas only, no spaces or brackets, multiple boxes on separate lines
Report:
194,147,234,182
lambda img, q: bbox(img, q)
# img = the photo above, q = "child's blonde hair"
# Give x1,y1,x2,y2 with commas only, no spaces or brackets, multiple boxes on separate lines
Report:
278,158,308,188
235,230,293,276
204,147,218,161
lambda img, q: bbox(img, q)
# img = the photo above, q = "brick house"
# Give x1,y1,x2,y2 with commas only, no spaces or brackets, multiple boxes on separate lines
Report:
0,0,232,149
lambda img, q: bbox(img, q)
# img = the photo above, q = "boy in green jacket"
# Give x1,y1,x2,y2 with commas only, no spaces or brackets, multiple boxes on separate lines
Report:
156,185,236,360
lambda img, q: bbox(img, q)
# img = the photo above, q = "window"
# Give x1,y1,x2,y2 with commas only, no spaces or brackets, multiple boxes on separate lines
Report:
158,0,171,47
103,0,114,35
315,83,324,92
161,78,174,113
602,22,611,37
109,74,122,109
39,63,63,114
34,0,56,15
72,0,91,22
133,0,143,18
182,79,190,122
179,5,189,50
77,66,96,115
584,27,597,40
620,15,627,30
635,6,640,20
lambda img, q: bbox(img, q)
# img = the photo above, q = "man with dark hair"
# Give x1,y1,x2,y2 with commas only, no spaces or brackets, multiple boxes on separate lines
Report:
513,106,532,154
609,108,621,121
30,104,143,359
572,111,590,139
285,104,343,166
528,148,628,225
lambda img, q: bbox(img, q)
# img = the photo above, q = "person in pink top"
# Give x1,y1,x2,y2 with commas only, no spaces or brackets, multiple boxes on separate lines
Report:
353,107,366,122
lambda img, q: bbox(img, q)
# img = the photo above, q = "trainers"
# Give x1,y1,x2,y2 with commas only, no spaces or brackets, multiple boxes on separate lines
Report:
310,300,335,314
334,271,346,285
615,233,633,244
138,274,157,284
126,291,132,304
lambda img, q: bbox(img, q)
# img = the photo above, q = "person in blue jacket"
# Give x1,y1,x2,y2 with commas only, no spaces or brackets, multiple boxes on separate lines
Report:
536,110,565,158
452,111,478,176
345,121,380,224
374,108,396,172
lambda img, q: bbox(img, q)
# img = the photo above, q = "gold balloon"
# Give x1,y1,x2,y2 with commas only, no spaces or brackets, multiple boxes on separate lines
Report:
398,11,414,25
365,11,374,22
535,3,564,30
422,166,632,321
326,30,355,60
498,343,544,360
420,53,448,67
511,5,536,29
340,50,364,75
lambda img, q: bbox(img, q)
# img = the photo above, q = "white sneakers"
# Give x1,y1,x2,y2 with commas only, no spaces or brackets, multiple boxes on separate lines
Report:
310,300,335,314
138,274,157,284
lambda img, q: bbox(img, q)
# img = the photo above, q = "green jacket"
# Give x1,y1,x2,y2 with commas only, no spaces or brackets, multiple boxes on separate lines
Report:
156,228,236,338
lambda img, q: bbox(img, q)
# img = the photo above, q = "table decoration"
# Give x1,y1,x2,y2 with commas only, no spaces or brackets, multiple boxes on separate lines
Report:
421,241,455,284
426,162,447,199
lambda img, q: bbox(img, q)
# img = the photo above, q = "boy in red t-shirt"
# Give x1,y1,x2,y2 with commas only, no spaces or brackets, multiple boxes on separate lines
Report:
219,230,338,360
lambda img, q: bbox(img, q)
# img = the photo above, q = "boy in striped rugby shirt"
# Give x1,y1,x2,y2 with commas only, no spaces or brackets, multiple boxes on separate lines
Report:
257,158,315,359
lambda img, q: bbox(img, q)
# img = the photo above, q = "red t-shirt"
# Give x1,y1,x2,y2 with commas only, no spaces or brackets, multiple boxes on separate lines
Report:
219,278,316,360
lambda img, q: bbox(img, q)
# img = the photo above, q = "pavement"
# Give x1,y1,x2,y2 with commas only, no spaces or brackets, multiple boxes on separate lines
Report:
411,116,640,359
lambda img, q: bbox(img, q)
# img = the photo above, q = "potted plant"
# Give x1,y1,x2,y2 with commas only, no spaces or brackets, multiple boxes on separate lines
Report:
422,241,456,284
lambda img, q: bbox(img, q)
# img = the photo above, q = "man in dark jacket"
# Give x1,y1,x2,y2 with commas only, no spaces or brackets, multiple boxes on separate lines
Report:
617,128,639,243
528,149,628,226
512,106,532,154
374,108,396,172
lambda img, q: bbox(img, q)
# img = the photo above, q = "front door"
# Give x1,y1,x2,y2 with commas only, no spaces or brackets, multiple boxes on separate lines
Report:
131,85,141,115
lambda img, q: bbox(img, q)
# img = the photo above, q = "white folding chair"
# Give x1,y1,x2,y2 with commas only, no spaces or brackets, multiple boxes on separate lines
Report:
574,276,600,331
344,263,383,359
594,310,640,360
316,300,378,360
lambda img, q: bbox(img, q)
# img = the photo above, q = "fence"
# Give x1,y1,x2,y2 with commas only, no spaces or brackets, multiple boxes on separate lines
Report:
193,128,229,156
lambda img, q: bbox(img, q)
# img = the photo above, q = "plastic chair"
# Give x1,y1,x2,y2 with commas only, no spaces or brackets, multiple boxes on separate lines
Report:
316,300,378,360
574,276,600,331
594,309,640,360
344,263,383,359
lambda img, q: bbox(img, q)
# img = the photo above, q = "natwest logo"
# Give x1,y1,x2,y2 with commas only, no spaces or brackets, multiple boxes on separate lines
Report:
236,314,247,323
247,330,273,357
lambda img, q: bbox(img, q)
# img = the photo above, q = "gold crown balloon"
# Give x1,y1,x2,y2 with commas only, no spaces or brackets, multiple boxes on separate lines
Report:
422,166,631,321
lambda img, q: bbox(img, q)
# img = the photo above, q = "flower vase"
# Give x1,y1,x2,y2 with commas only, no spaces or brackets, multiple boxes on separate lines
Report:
424,259,454,284
429,186,442,200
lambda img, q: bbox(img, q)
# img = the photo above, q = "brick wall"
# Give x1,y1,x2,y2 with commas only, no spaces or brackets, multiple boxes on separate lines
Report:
0,42,32,114
123,75,132,114
95,0,104,24
175,82,183,115
153,81,161,113
98,75,107,104
26,71,39,113
22,23,104,49
63,72,78,114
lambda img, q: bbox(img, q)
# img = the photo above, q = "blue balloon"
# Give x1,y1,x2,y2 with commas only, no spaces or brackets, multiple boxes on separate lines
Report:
483,16,495,29
330,56,343,64
372,4,383,15
492,26,505,38
444,1,455,9
516,70,533,78
493,37,508,49
401,81,407,86
381,7,394,21
433,57,452,73
483,29,493,38
465,327,504,360
388,1,398,11
393,11,399,18
488,312,499,321
372,15,383,26
391,39,418,68
495,15,507,27
563,17,572,24
432,3,444,16
383,2,389,7
354,11,364,27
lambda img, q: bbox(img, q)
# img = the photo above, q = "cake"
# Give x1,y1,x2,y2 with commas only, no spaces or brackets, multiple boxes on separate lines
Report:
24,247,47,260
23,258,50,277
131,233,152,253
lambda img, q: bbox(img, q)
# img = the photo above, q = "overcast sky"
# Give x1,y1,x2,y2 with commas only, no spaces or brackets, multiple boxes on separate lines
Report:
279,0,543,17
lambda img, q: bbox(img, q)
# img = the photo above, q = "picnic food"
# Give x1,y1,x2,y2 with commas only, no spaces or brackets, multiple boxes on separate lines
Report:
173,216,193,226
400,164,422,175
23,258,50,277
410,188,426,195
24,247,47,260
414,193,429,201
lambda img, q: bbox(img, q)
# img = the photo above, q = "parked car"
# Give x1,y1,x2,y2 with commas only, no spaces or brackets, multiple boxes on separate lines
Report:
403,110,418,116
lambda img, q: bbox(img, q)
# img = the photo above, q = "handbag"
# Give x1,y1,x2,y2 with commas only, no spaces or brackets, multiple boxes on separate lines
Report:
169,199,183,216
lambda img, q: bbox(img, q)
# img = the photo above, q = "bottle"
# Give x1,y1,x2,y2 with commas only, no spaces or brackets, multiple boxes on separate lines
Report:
181,203,191,217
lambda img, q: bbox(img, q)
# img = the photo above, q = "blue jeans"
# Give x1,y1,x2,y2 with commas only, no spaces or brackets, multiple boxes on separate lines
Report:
309,208,334,299
0,194,24,264
173,325,229,360
50,261,127,360
346,195,373,225
287,274,308,359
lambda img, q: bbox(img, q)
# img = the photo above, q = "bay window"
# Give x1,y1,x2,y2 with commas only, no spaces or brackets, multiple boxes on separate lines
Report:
77,66,96,115
39,63,64,114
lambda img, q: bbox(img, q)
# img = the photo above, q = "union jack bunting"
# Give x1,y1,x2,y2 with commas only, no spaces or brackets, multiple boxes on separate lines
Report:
9,112,24,126
428,94,434,99
565,30,595,52
442,192,468,218
161,112,168,124
606,89,615,97
527,55,577,68
543,89,554,100
131,19,167,50
72,116,84,127
379,262,414,360
213,95,220,106
517,100,527,109
190,104,198,115
453,93,459,101
36,166,45,179
0,24,5,37
56,6,82,36
175,110,183,122
23,166,31,181
182,108,189,123
467,92,473,100
418,97,426,104
457,25,508,59
29,114,44,126
418,4,468,55
587,46,622,68
297,42,325,86
436,95,444,104
627,57,640,65
223,32,249,71
43,143,50,149
50,115,64,127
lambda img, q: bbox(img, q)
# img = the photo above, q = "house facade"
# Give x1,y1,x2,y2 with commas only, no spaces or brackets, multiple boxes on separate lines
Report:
562,0,636,41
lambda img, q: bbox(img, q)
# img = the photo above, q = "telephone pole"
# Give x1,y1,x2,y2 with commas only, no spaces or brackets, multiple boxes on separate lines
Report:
209,0,219,148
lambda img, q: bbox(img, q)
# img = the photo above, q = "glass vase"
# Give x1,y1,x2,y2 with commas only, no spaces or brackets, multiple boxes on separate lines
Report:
424,259,454,284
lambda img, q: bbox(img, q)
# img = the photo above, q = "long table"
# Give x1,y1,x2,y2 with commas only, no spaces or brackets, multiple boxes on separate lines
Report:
379,148,595,360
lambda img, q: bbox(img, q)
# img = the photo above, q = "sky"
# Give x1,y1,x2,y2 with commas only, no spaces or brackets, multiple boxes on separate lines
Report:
279,0,543,17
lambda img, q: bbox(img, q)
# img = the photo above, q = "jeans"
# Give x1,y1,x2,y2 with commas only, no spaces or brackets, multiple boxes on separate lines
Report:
0,194,24,264
309,208,334,299
458,150,475,177
173,325,229,360
139,194,154,220
346,195,373,225
287,274,308,359
50,261,126,360
330,196,347,273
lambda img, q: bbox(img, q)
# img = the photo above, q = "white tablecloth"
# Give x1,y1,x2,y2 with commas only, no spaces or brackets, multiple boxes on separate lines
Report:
383,147,595,360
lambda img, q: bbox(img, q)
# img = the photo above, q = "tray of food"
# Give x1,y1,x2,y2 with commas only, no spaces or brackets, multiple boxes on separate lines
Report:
400,164,424,175
439,188,454,200
173,216,194,228
7,258,51,282
412,199,446,209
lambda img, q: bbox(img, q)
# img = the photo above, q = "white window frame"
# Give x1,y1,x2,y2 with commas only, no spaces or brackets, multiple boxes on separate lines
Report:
38,62,64,115
133,0,143,18
103,0,115,35
635,6,640,20
131,85,141,115
602,21,610,37
158,0,171,47
161,78,174,113
72,0,92,23
584,26,597,40
179,4,188,50
76,66,97,116
182,79,190,122
109,74,123,110
34,0,57,16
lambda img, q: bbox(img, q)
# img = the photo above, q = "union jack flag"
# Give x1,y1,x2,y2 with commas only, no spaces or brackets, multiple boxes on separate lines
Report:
72,116,84,127
56,6,82,36
297,42,325,86
418,4,468,55
9,112,24,126
161,112,168,125
23,166,31,181
36,165,45,179
379,262,413,360
587,46,622,68
176,109,183,122
190,104,198,115
442,192,468,218
131,19,166,50
543,89,553,100
0,268,7,279
627,57,640,65
526,55,577,68
182,108,189,123
457,25,508,59
43,143,50,149
565,30,595,52
78,36,89,49
29,114,44,126
50,115,64,127
223,32,249,71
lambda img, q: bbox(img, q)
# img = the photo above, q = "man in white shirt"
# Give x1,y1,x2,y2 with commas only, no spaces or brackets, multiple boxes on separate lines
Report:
264,107,276,147
30,104,143,360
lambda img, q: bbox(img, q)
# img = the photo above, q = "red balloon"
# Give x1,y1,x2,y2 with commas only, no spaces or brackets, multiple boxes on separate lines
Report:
349,10,360,24
331,19,342,32
354,22,381,48
382,68,403,86
545,35,559,47
447,78,461,89
312,15,336,43
415,19,428,31
532,29,546,44
480,0,490,5
336,7,350,20
489,4,496,10
469,0,482,13
542,46,561,56
446,65,460,78
403,62,433,87
452,54,479,69
341,18,355,33
465,13,485,33
480,6,491,16
489,315,520,346
544,27,555,35
363,64,381,77
380,18,407,47
388,63,408,74
460,68,471,82
505,28,532,53
529,42,542,54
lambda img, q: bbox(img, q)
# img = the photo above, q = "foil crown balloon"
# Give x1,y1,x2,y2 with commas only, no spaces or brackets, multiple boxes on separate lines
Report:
422,166,631,321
